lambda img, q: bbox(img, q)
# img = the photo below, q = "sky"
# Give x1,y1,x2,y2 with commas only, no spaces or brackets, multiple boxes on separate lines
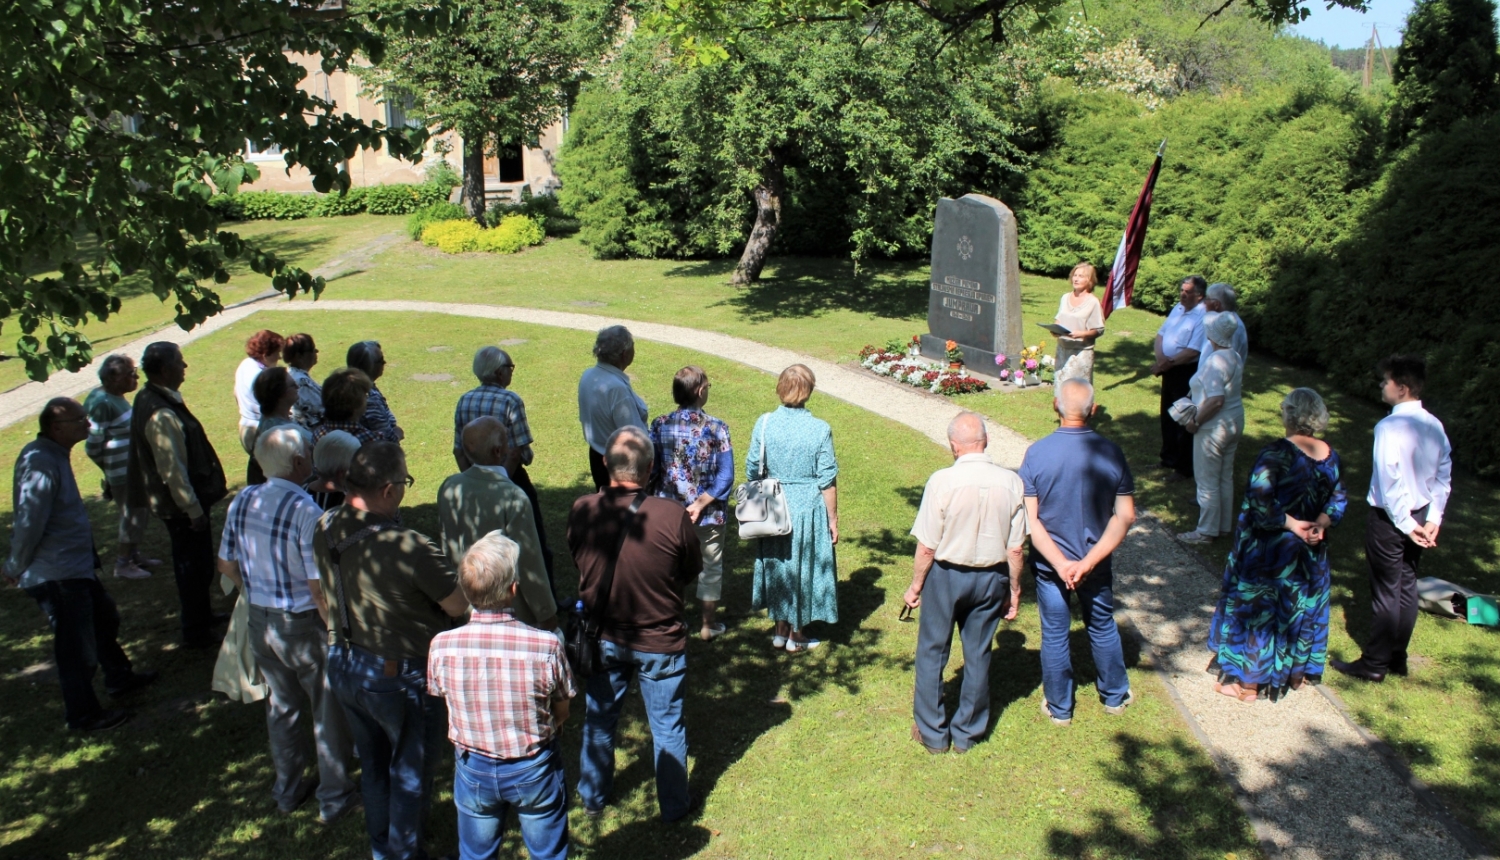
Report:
1288,0,1416,48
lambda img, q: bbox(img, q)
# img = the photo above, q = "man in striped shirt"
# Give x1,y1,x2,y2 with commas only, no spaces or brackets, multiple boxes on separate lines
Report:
428,532,576,860
83,355,157,579
217,426,358,822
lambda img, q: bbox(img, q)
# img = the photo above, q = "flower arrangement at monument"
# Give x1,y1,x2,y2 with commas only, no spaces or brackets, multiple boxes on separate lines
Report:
993,347,1055,387
858,344,990,396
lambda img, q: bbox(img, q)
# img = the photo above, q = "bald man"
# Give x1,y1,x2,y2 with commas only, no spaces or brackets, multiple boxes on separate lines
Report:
904,412,1027,754
1019,379,1136,726
437,417,557,629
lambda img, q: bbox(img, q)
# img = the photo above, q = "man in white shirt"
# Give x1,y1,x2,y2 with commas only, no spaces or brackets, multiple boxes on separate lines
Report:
1150,276,1207,480
903,412,1026,754
217,426,358,821
577,325,648,490
1201,282,1249,363
1333,355,1453,683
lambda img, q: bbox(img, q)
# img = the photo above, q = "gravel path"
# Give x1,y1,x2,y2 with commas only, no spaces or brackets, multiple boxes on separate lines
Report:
0,297,1480,859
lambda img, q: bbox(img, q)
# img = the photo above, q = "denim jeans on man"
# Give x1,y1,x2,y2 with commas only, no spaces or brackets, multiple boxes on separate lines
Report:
913,561,1009,751
163,515,216,643
328,644,448,860
454,742,568,860
1035,567,1129,720
25,577,135,727
579,640,689,821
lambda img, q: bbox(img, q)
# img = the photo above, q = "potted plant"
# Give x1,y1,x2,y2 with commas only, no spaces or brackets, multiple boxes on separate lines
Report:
908,334,922,359
945,339,964,371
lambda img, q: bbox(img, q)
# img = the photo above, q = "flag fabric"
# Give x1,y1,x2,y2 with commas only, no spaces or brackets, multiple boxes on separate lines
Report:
1102,144,1165,319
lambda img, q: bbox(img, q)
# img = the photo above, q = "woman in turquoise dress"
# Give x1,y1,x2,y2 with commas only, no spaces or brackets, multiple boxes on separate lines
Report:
1208,388,1347,701
746,365,839,653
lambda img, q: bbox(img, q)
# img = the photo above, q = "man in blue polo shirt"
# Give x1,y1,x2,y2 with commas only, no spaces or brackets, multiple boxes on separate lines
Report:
1018,379,1137,726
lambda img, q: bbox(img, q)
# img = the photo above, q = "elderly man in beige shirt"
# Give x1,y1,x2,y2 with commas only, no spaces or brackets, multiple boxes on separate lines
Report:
903,411,1027,754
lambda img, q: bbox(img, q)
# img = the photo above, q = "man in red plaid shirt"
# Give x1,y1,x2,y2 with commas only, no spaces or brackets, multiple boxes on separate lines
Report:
428,532,576,860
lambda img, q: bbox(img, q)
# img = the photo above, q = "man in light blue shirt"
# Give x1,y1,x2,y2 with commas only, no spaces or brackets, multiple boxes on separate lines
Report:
1150,275,1208,479
5,398,156,731
577,325,647,489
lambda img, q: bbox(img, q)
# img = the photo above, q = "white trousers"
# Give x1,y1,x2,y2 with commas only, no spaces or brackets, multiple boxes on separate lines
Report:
1192,408,1243,536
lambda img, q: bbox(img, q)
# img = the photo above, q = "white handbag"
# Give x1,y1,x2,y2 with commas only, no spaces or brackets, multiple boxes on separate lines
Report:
734,415,793,539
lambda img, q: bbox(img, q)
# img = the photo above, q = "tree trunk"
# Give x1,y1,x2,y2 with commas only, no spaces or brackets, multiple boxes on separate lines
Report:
731,152,785,286
462,133,487,225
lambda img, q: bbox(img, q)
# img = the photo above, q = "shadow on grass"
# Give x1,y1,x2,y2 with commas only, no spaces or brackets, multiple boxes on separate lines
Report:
662,257,929,324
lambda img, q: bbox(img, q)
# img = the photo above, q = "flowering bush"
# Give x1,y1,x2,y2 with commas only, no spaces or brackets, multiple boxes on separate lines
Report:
860,346,989,396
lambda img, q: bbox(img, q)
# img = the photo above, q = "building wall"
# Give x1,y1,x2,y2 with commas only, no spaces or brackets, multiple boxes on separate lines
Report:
241,53,564,197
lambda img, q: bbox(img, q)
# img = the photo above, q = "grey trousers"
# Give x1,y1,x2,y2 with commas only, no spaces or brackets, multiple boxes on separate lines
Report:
247,604,358,817
912,561,1009,751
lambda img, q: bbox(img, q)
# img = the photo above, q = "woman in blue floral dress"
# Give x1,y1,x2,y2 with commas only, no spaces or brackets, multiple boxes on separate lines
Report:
1208,388,1347,701
746,365,839,653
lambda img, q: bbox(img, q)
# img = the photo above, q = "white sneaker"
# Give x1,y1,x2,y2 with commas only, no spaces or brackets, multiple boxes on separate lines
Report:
113,562,151,580
1176,531,1212,545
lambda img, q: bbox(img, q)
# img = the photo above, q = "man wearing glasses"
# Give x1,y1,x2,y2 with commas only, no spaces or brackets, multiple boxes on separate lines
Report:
453,346,552,581
6,398,157,731
316,442,468,859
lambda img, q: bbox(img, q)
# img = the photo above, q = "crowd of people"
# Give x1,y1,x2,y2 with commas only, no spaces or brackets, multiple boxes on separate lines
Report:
2,294,1454,855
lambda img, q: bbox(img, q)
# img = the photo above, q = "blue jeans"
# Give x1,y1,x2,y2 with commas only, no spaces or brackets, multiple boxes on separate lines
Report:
1035,567,1130,719
327,645,448,860
455,743,568,860
579,641,689,821
25,577,134,727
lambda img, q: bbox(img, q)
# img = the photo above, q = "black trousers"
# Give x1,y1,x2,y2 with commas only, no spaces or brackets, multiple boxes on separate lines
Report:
588,447,609,492
26,578,134,727
1158,361,1198,477
1360,506,1427,672
509,462,556,591
164,515,217,643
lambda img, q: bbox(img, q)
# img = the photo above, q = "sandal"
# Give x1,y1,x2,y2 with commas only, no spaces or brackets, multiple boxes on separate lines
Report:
771,635,787,649
786,637,822,653
700,623,727,641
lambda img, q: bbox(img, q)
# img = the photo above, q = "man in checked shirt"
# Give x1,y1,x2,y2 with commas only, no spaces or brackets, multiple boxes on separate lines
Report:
427,532,576,860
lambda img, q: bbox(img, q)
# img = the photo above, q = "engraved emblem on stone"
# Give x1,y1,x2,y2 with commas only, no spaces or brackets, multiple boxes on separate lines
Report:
957,235,973,260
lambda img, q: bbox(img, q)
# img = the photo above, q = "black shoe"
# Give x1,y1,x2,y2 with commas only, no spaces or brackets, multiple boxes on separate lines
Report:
107,670,160,698
71,708,132,732
319,793,362,825
278,776,320,814
662,793,702,824
581,804,605,819
1331,658,1386,683
1390,658,1410,677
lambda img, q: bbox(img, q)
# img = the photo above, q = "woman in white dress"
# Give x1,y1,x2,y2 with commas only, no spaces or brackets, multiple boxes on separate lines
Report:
1054,262,1105,383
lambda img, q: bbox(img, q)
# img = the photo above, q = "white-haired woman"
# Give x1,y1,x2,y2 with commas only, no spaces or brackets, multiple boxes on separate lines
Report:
1178,313,1245,544
1207,388,1346,701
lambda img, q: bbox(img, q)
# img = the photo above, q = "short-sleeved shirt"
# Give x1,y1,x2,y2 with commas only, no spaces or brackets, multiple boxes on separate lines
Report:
235,357,269,427
218,478,323,614
313,506,458,661
1018,427,1134,578
1156,302,1207,360
454,384,535,465
84,388,133,484
567,487,701,653
650,407,734,526
1189,349,1243,415
1055,293,1105,347
910,454,1028,568
428,609,577,760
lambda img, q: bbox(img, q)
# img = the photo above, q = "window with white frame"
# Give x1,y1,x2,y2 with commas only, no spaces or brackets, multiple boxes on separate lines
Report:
384,89,422,130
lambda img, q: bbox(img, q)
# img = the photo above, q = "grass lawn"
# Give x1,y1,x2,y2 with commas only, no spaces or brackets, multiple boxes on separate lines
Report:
0,314,1259,858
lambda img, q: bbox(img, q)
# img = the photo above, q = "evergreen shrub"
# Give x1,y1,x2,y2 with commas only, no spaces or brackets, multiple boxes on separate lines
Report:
419,215,545,254
407,202,466,240
364,182,452,215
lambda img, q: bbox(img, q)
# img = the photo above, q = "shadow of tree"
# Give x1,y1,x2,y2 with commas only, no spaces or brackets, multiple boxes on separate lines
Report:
662,257,929,324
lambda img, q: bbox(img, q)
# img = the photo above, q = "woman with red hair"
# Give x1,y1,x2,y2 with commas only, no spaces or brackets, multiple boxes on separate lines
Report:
235,330,284,459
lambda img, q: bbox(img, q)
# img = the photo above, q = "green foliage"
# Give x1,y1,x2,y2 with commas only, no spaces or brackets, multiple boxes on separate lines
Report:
420,215,545,253
315,187,370,217
1387,0,1500,145
363,182,453,215
485,190,577,237
0,0,449,379
407,202,468,240
558,15,1025,262
233,191,318,221
422,159,462,190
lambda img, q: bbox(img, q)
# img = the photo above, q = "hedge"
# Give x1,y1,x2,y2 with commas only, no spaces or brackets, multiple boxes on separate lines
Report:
212,182,454,221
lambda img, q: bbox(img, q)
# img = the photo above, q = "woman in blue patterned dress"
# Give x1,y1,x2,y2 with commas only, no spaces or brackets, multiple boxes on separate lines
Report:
746,365,839,653
1208,388,1347,701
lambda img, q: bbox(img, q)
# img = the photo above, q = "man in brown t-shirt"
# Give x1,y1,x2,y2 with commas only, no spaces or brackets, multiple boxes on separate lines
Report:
569,425,701,823
315,442,467,860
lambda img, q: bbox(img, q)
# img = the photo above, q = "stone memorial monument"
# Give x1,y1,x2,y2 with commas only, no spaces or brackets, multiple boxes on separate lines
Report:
919,193,1024,376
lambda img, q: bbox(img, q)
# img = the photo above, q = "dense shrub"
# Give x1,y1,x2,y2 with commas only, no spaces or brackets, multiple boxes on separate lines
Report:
364,182,452,215
315,187,368,217
407,202,467,240
234,191,317,220
419,215,544,254
486,190,578,237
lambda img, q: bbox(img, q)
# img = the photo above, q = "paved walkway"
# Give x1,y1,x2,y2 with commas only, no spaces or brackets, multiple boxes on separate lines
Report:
0,298,1481,859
